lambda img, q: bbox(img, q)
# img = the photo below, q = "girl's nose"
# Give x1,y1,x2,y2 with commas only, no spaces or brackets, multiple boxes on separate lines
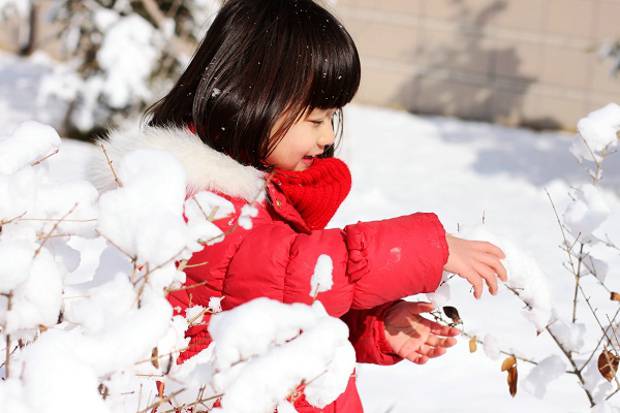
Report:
318,123,335,148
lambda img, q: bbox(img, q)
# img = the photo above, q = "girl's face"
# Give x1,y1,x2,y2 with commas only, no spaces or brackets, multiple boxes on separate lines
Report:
265,107,337,171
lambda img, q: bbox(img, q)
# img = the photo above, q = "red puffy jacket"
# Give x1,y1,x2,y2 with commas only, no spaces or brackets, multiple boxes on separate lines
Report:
92,126,449,412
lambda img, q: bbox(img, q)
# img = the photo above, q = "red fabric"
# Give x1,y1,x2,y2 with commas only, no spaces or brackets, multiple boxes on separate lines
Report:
271,158,352,230
166,156,450,413
341,302,402,365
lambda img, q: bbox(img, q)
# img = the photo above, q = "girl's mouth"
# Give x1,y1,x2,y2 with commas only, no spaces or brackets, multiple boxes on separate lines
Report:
301,156,315,166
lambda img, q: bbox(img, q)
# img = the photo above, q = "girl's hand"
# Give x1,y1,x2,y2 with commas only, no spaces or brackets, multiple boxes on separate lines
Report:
444,234,508,299
383,301,459,364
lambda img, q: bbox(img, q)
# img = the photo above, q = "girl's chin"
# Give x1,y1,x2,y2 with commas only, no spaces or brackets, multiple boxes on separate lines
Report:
296,157,314,170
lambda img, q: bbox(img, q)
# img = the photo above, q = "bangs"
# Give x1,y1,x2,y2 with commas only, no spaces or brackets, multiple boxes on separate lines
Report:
287,3,361,114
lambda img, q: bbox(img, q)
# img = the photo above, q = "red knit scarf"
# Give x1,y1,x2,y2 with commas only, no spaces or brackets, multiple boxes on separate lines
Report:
271,158,352,230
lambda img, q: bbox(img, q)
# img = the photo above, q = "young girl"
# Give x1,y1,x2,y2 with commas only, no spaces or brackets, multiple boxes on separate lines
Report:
93,0,507,411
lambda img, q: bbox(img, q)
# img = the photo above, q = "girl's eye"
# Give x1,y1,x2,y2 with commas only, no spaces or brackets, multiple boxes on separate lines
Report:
309,120,323,125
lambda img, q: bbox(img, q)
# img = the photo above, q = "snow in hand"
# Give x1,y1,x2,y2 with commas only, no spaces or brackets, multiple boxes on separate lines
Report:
0,121,355,412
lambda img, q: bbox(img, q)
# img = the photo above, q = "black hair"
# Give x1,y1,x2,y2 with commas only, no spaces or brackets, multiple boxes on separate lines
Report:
145,0,361,170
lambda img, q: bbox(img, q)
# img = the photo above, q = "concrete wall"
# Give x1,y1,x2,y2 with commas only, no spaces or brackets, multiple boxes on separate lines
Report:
333,0,620,130
2,0,619,130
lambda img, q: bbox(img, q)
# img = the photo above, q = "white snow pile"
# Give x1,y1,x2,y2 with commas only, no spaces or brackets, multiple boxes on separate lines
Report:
310,254,334,298
461,225,553,334
523,355,567,399
97,14,163,110
572,103,620,164
0,121,354,412
205,298,355,412
562,183,611,243
427,272,451,308
0,0,29,18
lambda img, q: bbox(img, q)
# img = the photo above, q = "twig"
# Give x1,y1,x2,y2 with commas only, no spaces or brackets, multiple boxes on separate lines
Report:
4,292,13,379
134,346,188,366
545,324,595,407
96,229,136,262
545,189,577,273
606,314,620,353
506,284,596,406
136,388,186,413
458,330,544,370
165,279,217,294
192,197,211,222
19,217,96,223
99,143,123,188
33,203,79,257
579,306,620,372
181,261,209,270
158,392,223,413
573,243,585,323
0,211,27,226
31,148,59,166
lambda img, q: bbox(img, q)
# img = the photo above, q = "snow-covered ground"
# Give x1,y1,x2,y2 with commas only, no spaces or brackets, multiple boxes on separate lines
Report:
332,107,619,413
2,53,620,412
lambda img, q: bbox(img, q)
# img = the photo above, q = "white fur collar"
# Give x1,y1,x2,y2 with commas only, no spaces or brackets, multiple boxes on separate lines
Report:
88,125,265,201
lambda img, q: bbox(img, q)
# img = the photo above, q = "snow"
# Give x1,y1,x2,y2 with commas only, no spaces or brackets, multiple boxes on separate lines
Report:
97,15,161,109
0,121,60,174
0,0,29,17
523,355,567,399
209,298,355,412
238,204,258,230
572,103,620,163
208,297,224,314
328,105,620,412
2,53,620,412
482,334,501,361
563,183,611,242
310,254,334,298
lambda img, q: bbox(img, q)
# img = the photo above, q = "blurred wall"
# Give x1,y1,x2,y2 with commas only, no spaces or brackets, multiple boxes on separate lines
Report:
2,0,620,131
333,0,620,130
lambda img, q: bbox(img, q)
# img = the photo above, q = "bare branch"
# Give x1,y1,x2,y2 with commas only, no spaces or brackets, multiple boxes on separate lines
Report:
136,388,186,413
34,203,79,257
96,229,136,262
4,291,13,379
31,148,59,166
572,243,585,323
99,143,123,188
579,306,620,372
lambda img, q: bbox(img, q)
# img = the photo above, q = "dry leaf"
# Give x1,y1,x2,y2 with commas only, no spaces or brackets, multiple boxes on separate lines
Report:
98,383,109,400
443,306,461,324
501,355,517,372
507,365,518,397
469,336,477,353
611,292,620,302
598,350,619,382
151,347,160,369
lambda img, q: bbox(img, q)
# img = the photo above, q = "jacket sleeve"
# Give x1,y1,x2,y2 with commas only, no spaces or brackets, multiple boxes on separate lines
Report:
341,302,402,365
342,212,449,309
221,212,449,313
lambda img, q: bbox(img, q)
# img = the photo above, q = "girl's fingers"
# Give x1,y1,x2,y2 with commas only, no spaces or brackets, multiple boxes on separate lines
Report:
472,261,498,295
425,334,457,348
472,240,505,259
418,317,460,337
477,252,508,282
417,344,446,358
464,270,483,299
408,301,435,314
408,354,428,364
